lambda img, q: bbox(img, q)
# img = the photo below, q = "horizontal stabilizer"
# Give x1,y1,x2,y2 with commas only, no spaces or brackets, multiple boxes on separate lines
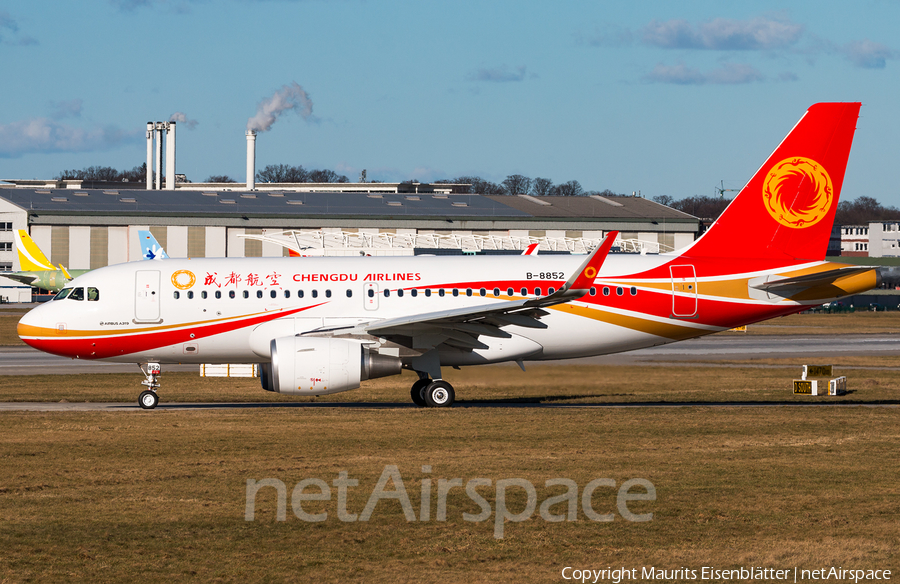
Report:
750,266,878,293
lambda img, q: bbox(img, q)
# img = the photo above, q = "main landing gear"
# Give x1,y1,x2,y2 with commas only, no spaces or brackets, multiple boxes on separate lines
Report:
410,377,455,408
138,362,161,410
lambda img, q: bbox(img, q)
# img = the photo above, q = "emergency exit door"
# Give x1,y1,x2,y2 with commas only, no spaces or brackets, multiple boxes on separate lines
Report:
670,264,697,318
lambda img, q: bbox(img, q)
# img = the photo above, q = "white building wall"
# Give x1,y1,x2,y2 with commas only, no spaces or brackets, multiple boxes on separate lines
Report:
108,227,129,265
167,226,188,258
206,226,226,258
68,226,91,269
226,228,245,258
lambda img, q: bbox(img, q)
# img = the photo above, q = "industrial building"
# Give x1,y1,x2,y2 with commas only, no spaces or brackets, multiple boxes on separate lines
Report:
0,183,699,271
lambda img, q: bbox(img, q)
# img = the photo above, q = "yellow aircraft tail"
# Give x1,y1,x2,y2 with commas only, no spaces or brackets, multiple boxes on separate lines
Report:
14,230,56,271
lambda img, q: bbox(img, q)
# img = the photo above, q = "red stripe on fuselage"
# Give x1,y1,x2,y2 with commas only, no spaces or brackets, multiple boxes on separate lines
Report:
23,304,323,360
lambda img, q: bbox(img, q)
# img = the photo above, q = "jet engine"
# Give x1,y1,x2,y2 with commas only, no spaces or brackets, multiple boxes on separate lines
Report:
260,336,401,396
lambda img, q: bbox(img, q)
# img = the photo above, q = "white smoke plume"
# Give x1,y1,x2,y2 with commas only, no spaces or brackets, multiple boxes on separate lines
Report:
169,111,198,129
247,82,314,132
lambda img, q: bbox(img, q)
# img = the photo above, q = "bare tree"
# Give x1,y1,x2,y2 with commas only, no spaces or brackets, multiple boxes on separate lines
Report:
56,164,149,183
551,180,584,196
652,195,674,206
256,164,308,183
206,175,237,183
530,177,553,196
307,169,349,183
502,174,532,195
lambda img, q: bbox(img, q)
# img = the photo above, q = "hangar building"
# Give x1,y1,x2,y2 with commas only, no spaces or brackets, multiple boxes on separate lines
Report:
0,181,700,272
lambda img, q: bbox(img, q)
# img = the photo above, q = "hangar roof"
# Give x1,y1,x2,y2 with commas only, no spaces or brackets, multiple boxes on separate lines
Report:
0,187,695,221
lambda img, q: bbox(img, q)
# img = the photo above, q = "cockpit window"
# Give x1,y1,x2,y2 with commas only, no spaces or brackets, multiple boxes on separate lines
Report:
68,287,85,301
54,288,72,300
87,287,99,301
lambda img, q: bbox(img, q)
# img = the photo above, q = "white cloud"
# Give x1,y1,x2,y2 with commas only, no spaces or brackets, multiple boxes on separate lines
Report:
644,62,764,85
0,118,138,158
843,39,894,69
469,65,528,83
642,16,803,51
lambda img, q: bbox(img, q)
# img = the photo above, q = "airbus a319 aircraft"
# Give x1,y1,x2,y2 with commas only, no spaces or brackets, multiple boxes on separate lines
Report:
18,103,878,409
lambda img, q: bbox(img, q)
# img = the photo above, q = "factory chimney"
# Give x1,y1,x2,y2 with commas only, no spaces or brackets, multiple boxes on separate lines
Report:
146,123,154,189
246,130,257,190
165,122,176,190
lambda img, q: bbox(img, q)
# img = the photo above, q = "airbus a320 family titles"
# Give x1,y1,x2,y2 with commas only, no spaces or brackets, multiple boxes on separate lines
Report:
17,103,878,409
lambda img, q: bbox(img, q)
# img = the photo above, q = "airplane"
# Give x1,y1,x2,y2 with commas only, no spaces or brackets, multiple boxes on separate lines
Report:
138,230,169,260
17,103,878,410
4,230,89,292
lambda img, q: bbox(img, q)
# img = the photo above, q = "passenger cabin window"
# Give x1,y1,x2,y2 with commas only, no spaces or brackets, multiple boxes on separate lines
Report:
326,290,332,298
480,288,486,297
397,289,404,298
68,287,85,301
346,289,352,298
173,291,180,299
215,291,222,299
425,289,432,297
590,287,597,296
270,290,277,299
284,290,290,298
298,290,304,298
520,287,527,296
534,287,542,296
257,290,263,299
631,287,637,296
201,291,208,299
229,291,235,299
243,291,249,299
187,291,194,299
506,288,513,296
367,289,374,298
411,289,417,297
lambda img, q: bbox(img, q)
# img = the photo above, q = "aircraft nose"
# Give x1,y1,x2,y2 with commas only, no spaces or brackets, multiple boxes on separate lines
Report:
17,306,45,347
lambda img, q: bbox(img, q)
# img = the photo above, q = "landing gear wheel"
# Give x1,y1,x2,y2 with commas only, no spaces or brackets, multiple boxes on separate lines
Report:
139,390,159,410
424,380,455,408
410,378,431,407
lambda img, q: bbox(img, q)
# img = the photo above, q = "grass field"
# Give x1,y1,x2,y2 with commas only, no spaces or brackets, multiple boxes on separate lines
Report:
1,309,898,582
2,406,898,582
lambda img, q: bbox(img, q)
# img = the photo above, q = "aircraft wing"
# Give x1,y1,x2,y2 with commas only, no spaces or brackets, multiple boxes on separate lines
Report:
304,232,618,351
3,272,38,286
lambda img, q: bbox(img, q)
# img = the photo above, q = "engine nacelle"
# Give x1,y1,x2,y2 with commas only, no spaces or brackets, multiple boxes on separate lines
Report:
262,336,401,396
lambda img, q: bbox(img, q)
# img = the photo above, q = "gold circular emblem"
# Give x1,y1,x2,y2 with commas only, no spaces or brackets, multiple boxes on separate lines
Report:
171,270,196,290
762,157,833,229
584,266,598,279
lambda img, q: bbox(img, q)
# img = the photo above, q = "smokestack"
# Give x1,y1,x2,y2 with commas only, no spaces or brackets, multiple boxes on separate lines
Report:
246,130,256,190
165,122,176,190
155,123,163,190
146,122,153,190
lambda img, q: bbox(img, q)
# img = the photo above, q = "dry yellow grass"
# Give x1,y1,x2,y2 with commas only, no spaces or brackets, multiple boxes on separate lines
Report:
1,406,897,583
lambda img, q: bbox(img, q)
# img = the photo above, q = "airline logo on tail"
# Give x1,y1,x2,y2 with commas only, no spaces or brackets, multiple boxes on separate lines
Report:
763,156,834,229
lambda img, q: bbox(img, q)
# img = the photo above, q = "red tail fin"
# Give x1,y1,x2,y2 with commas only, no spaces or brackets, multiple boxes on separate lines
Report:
682,102,861,262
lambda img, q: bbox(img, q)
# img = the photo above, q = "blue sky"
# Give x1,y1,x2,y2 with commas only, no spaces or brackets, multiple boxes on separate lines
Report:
1,0,898,204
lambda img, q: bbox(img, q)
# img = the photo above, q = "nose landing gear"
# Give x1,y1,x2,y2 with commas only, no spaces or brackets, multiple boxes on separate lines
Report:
138,362,161,409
